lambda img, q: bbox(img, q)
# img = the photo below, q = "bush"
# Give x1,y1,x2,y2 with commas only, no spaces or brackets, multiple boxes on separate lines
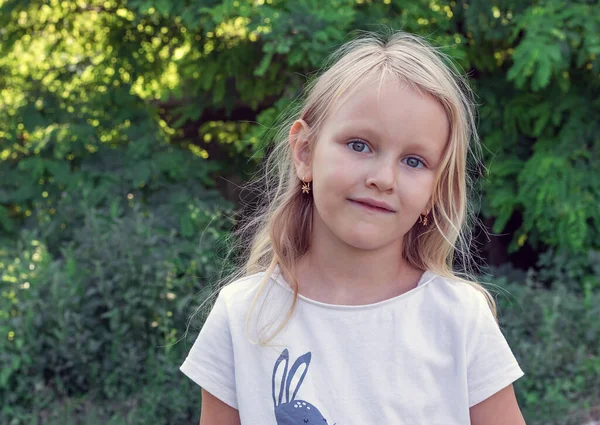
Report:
490,266,600,425
0,197,231,424
535,248,600,295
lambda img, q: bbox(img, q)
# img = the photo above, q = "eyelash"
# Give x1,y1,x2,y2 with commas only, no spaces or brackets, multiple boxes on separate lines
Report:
346,140,426,169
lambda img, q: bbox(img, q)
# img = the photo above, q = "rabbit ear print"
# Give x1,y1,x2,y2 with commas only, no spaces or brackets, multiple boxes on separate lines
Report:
272,348,289,408
285,351,311,403
272,350,329,425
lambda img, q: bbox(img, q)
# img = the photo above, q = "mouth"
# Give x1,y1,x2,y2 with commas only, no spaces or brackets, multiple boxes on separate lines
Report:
348,199,396,213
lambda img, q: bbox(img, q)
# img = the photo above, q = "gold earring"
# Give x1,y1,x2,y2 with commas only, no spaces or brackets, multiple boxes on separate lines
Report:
301,177,311,194
419,211,430,226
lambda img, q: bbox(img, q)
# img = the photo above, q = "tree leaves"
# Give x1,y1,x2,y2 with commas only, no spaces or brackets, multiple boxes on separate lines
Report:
508,37,563,91
1,0,598,259
507,2,599,92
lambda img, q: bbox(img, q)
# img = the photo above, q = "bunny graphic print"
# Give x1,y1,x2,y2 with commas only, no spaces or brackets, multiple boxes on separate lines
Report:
272,349,332,425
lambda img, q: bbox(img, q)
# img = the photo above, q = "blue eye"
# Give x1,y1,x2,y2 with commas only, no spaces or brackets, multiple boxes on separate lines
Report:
348,140,371,153
403,156,425,169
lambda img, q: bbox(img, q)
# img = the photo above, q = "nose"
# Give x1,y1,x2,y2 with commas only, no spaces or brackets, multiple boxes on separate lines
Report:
365,158,396,192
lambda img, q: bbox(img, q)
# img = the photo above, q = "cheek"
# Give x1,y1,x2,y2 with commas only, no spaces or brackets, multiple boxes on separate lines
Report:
312,155,357,217
398,172,435,205
312,144,355,187
403,175,430,194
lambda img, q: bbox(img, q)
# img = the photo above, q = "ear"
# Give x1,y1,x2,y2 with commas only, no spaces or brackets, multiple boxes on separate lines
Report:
272,349,289,407
289,119,312,182
285,351,311,402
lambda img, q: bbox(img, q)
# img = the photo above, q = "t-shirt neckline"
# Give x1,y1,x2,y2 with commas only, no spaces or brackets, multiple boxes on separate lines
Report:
270,266,436,311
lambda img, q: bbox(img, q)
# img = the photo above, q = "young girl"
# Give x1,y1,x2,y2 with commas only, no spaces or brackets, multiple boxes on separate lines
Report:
180,31,526,425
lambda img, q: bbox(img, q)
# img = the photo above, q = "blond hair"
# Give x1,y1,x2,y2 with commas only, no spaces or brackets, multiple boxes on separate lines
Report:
196,30,497,345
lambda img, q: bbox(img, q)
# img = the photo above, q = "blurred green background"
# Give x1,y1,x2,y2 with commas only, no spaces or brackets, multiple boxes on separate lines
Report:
1,0,599,424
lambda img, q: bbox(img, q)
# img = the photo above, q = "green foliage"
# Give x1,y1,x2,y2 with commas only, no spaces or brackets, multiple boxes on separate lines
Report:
0,199,231,423
2,0,598,259
535,248,600,305
469,0,600,258
490,266,600,425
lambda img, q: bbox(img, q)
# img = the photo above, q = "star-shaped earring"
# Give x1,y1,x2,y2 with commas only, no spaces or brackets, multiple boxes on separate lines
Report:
419,210,430,226
301,180,311,194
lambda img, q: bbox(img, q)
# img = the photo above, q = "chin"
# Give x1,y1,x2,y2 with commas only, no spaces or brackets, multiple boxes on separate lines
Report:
336,228,398,251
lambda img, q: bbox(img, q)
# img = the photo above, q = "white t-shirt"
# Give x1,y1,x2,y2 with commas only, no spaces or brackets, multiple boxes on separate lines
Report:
180,267,525,424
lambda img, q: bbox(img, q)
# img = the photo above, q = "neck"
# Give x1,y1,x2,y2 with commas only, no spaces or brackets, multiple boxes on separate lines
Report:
294,208,422,304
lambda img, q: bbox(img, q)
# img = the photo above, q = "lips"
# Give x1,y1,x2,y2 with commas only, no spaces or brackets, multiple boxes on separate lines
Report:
349,198,396,213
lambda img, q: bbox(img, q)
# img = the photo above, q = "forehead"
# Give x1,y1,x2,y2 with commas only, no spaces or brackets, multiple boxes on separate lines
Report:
321,76,450,153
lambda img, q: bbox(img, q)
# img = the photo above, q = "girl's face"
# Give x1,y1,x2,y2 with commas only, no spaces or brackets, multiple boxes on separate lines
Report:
293,76,450,251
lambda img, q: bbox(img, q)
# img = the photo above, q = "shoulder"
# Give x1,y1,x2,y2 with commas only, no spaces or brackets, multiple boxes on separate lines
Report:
423,272,494,323
218,271,269,303
426,272,490,302
212,269,294,336
217,269,288,313
199,272,269,327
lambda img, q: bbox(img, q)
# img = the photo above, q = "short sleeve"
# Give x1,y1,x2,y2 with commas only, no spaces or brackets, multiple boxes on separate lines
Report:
180,290,238,409
466,290,525,407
